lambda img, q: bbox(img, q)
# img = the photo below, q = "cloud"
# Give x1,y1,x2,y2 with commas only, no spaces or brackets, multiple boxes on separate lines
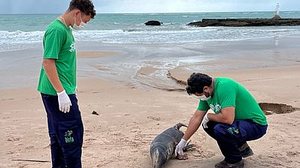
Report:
0,0,68,14
0,0,299,14
94,0,300,13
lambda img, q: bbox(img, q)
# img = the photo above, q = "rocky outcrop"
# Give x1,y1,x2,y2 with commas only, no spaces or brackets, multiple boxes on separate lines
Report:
145,20,162,26
187,18,300,27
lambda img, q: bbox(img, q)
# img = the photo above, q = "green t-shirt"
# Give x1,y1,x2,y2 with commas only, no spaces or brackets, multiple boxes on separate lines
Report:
37,19,76,95
197,77,267,125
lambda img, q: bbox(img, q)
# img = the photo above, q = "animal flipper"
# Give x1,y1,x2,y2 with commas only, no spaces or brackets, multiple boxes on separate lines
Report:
183,140,195,152
174,123,187,130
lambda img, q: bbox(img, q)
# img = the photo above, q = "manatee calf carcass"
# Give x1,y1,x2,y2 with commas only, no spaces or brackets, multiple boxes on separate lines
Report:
150,123,192,168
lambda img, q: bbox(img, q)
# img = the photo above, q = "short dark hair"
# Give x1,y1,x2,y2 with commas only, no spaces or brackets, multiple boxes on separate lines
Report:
186,73,212,95
69,0,96,19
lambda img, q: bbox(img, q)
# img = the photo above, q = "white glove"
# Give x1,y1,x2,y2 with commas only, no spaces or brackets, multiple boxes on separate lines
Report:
57,90,72,113
175,138,187,157
202,114,210,129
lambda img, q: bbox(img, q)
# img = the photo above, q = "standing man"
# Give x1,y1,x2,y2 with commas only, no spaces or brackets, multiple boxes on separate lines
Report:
37,0,95,167
175,73,268,168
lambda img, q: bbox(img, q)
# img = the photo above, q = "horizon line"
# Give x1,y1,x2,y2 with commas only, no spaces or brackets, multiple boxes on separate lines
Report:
1,10,300,15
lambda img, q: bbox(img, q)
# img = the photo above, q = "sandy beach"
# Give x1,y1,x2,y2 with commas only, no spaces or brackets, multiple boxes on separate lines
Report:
1,37,300,168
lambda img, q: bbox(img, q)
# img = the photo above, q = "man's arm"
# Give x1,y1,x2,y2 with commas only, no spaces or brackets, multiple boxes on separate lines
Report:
182,110,206,140
43,58,72,113
43,58,64,92
207,107,235,125
175,110,206,157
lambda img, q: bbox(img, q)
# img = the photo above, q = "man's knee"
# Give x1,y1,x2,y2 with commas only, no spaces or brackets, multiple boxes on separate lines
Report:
203,121,215,135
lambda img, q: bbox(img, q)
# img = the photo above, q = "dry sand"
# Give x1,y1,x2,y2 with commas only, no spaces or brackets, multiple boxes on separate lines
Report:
1,62,300,168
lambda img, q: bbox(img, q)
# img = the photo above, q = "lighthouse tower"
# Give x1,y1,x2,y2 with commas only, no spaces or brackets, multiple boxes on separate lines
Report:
273,2,281,19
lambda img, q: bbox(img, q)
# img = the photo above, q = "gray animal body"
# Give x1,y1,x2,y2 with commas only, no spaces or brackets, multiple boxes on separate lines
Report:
150,123,186,168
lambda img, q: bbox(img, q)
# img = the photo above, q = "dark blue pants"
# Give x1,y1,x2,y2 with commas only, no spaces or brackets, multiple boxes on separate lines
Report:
41,93,84,168
203,120,267,163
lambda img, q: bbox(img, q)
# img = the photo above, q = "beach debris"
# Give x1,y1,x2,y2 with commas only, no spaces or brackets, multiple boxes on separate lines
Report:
12,159,50,163
167,71,187,86
150,123,194,168
145,20,162,26
92,110,99,115
258,102,298,115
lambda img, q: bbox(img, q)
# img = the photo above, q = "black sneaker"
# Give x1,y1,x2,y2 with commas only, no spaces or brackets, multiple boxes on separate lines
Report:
215,160,244,168
239,142,254,158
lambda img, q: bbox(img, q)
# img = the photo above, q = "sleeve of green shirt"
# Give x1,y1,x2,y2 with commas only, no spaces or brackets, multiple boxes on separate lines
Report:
197,100,209,112
219,83,237,108
43,28,64,59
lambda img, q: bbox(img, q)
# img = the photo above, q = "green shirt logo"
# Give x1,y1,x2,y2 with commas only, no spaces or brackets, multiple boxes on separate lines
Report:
209,104,222,113
69,42,76,52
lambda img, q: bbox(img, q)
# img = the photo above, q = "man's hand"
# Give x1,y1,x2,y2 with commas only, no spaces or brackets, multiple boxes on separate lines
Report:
175,138,187,157
202,114,209,128
57,90,72,113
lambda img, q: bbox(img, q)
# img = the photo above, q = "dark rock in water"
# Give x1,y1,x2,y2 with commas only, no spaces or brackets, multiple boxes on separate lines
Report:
145,20,162,26
187,18,300,27
272,15,281,20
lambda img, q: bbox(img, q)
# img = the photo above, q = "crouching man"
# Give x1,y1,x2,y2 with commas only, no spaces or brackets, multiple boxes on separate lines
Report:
175,73,268,168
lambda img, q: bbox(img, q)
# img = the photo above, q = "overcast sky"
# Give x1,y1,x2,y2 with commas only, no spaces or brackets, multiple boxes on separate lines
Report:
0,0,299,14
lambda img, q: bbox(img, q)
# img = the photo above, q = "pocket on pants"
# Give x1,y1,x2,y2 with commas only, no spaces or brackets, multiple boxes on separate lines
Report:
58,120,82,148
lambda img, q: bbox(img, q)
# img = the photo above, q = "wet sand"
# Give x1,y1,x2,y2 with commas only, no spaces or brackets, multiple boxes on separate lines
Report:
77,51,118,58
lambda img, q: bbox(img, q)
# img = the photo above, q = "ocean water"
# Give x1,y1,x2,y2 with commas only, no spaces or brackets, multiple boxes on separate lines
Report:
1,11,300,52
1,12,300,89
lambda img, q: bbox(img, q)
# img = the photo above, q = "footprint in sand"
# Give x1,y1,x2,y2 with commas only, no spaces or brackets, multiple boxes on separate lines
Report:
286,151,300,157
7,136,20,142
147,116,160,121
